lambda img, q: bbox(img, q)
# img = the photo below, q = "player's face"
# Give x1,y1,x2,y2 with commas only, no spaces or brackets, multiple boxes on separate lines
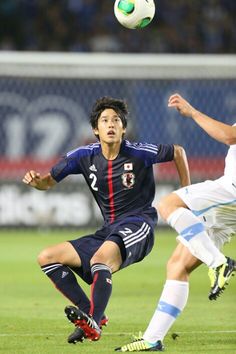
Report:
94,108,126,144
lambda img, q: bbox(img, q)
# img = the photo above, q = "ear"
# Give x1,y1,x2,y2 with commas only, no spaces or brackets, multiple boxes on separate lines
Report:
93,127,99,136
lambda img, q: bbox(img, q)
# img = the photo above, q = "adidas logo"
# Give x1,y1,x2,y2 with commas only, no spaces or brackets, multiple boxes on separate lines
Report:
62,271,69,278
89,164,97,172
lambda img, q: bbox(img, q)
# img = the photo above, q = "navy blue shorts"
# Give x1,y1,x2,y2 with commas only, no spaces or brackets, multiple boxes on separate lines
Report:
69,216,155,284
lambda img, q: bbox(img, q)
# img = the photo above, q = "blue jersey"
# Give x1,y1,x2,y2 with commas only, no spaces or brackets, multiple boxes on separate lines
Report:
51,140,174,225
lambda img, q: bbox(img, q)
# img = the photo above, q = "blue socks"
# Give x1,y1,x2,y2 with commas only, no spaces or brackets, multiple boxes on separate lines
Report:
90,263,112,324
41,263,90,313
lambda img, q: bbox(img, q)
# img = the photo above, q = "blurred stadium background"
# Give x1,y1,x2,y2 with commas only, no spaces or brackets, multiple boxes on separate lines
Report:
0,0,235,229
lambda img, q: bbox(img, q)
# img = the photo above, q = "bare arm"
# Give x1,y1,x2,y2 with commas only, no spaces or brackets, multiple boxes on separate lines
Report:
173,144,191,187
168,93,236,145
22,170,57,190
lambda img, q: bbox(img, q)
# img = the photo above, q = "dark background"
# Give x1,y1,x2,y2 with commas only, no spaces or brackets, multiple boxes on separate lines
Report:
0,0,235,53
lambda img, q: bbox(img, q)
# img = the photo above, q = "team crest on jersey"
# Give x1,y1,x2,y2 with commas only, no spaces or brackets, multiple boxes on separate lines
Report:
121,172,135,189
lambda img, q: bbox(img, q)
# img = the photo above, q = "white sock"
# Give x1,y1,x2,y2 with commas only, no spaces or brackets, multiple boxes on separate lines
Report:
143,280,189,343
167,208,226,268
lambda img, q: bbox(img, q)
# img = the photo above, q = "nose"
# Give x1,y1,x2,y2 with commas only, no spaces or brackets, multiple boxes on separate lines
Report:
108,119,115,127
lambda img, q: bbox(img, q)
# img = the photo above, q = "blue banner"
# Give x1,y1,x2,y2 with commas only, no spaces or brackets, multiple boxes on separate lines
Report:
0,77,235,160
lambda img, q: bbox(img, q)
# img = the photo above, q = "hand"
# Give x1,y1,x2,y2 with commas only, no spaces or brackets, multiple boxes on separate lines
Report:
22,170,42,188
168,93,196,118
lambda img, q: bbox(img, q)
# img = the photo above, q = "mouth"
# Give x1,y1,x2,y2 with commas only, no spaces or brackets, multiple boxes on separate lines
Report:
107,130,115,136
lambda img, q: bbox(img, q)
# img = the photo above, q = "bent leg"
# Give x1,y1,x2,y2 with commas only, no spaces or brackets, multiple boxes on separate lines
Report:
143,243,201,343
158,192,226,268
38,241,90,312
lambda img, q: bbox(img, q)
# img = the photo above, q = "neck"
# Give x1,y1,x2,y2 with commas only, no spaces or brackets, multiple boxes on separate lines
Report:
101,141,121,160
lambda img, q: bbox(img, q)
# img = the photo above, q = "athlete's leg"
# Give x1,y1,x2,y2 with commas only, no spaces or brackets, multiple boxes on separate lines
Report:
89,216,155,327
158,192,226,268
71,218,154,341
38,241,82,267
38,242,90,313
115,243,201,351
143,243,201,343
89,240,122,325
64,240,122,342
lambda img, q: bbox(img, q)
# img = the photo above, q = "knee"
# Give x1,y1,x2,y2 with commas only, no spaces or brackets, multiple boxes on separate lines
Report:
37,248,54,266
90,254,98,266
157,193,186,221
157,196,171,221
90,253,106,267
90,253,120,273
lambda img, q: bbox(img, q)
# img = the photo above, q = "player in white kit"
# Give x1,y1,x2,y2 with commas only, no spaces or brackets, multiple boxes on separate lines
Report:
115,93,236,352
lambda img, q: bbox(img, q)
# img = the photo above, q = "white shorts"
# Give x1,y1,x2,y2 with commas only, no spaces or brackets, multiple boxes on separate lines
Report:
175,176,236,249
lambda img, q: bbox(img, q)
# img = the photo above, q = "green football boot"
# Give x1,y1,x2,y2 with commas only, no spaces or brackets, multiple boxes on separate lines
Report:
115,338,164,352
208,256,236,300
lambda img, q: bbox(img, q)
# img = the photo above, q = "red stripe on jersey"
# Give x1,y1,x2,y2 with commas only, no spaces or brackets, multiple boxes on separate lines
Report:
108,160,115,223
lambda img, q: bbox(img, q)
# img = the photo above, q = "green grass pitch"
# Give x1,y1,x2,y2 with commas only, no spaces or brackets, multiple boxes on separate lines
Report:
1,229,236,354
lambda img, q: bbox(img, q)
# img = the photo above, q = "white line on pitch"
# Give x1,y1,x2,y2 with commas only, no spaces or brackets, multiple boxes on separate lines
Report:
172,330,236,334
0,330,236,337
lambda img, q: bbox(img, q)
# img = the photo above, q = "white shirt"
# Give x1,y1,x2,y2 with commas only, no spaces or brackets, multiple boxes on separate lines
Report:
224,123,236,185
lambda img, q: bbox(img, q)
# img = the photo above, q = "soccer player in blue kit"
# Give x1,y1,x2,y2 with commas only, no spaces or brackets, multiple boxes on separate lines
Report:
22,96,190,344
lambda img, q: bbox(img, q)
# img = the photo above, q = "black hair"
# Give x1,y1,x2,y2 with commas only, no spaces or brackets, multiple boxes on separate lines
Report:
90,96,128,130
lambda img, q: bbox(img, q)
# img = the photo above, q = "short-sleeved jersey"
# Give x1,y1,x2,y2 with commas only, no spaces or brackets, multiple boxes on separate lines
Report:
51,140,174,225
